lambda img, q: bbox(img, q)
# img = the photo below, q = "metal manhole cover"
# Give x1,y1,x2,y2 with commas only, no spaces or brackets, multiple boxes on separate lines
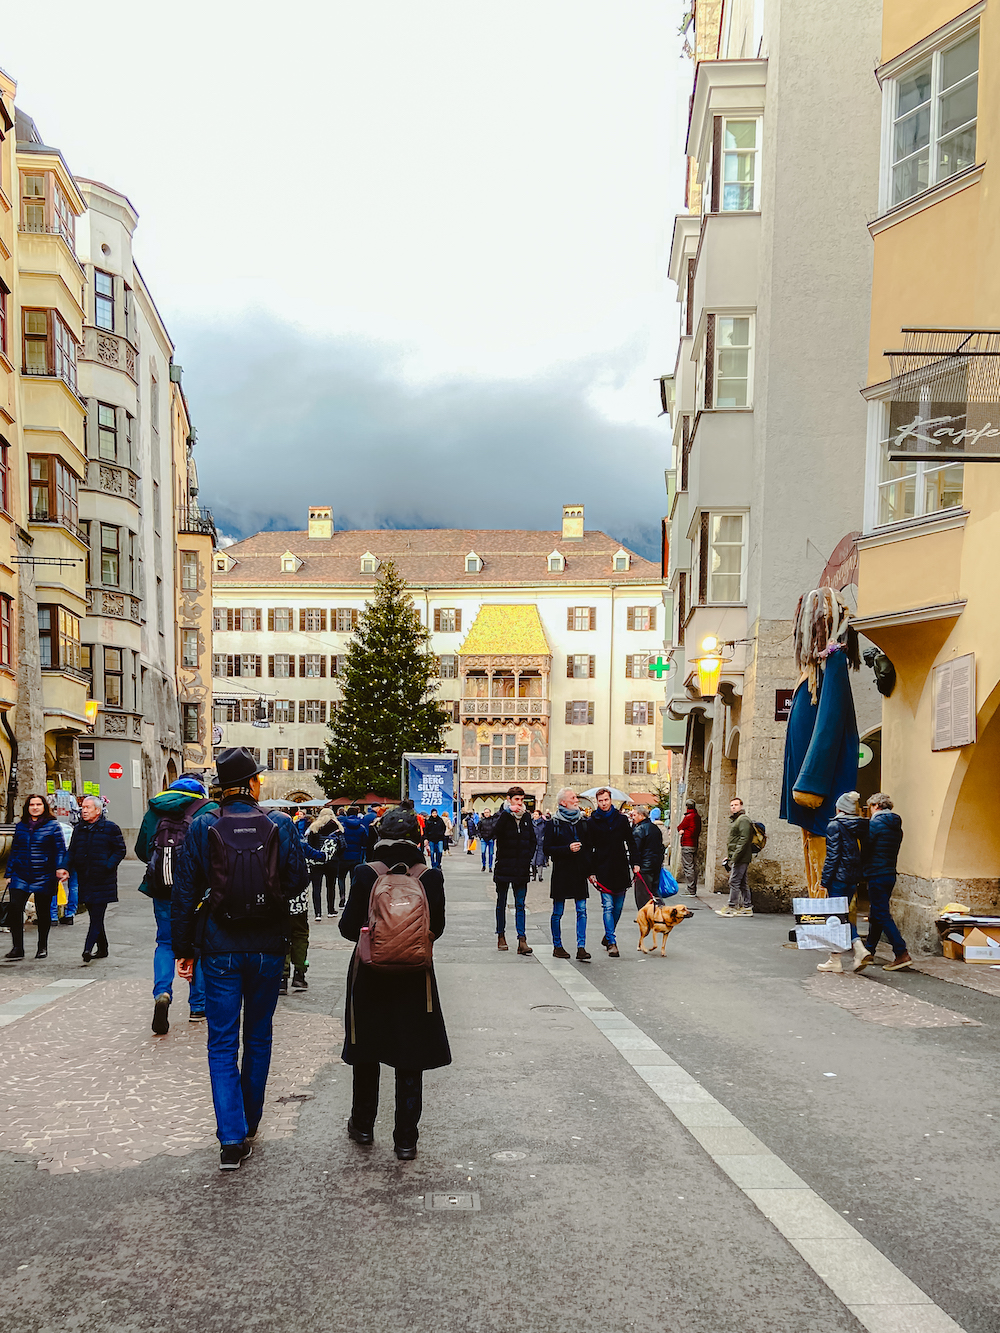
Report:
487,1051,511,1057
492,1151,527,1162
530,1005,571,1013
425,1192,481,1211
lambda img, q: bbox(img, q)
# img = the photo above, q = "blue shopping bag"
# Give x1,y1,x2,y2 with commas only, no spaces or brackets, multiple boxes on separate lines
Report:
658,866,680,898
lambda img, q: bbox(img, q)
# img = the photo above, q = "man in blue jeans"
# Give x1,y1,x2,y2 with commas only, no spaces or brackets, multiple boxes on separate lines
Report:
862,792,911,970
135,775,216,1034
491,788,535,955
173,748,306,1171
423,808,446,870
584,788,639,958
478,810,497,873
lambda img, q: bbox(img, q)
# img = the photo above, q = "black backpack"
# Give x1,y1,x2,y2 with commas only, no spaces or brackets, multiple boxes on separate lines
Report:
147,798,211,900
207,797,286,922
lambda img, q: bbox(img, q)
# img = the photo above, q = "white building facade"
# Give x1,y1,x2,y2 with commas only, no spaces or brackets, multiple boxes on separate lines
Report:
212,506,668,807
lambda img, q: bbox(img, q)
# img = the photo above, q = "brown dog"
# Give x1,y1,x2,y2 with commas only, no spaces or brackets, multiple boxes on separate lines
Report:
635,900,694,955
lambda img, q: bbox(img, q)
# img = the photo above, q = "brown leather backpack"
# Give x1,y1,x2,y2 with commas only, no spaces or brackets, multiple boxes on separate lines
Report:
357,860,433,971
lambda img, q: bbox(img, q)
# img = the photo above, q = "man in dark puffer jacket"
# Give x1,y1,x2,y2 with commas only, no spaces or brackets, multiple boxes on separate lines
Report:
817,791,872,975
862,793,911,971
492,787,536,955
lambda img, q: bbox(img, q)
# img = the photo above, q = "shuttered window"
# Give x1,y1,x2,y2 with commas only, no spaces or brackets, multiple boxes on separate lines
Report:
268,654,294,678
626,607,656,632
564,750,594,775
334,608,359,632
625,702,656,725
565,700,595,725
299,608,327,632
567,607,597,631
434,609,462,632
623,751,652,775
268,607,294,632
566,654,596,679
300,654,326,678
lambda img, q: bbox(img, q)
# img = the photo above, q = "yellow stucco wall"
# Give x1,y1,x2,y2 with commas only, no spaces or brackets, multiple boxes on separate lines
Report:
859,0,1000,901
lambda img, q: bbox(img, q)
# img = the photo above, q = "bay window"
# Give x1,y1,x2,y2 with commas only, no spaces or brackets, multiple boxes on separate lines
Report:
22,309,78,392
38,605,81,671
715,316,752,408
29,456,80,531
699,512,746,603
720,118,760,211
94,270,114,331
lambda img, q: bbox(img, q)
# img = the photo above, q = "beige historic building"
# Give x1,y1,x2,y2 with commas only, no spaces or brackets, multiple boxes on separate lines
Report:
211,505,667,806
0,74,20,816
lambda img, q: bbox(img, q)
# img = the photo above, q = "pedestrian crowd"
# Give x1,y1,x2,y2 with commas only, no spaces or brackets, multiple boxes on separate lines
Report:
0,750,909,1174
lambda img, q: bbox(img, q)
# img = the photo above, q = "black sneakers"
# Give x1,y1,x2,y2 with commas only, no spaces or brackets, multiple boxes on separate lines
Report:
291,969,308,990
152,993,170,1036
219,1140,253,1171
4,948,24,961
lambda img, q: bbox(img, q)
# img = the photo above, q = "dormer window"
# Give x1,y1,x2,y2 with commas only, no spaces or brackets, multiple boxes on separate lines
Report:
548,550,565,573
280,550,303,574
613,548,631,572
360,551,379,575
214,552,235,574
465,551,482,574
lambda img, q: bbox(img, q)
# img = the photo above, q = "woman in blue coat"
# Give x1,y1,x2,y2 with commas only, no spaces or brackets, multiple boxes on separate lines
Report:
4,794,69,959
68,795,126,962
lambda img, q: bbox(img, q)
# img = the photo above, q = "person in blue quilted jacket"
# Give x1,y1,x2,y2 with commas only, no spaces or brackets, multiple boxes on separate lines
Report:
4,794,69,959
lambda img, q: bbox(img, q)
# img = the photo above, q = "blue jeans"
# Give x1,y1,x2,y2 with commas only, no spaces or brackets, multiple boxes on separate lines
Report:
495,881,527,937
865,874,907,956
153,898,205,1011
481,839,495,870
601,892,626,946
50,872,78,922
427,841,444,869
830,881,861,944
202,951,284,1145
551,898,587,949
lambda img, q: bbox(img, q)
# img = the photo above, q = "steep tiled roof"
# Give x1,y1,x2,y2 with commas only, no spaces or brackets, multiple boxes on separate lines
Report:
216,528,659,586
459,605,551,656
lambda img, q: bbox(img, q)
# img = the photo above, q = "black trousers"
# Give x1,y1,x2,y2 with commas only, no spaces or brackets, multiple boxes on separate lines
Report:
83,902,108,955
335,860,359,905
351,1063,423,1148
7,888,54,954
310,864,337,916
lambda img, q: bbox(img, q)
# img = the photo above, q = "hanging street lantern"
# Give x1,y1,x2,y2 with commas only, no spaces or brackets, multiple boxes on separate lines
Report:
694,636,724,698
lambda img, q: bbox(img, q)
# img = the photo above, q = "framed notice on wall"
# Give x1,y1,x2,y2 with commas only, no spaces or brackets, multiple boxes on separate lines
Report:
932,653,976,751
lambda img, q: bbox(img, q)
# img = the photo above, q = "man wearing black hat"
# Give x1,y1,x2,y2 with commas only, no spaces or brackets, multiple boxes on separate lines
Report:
173,747,307,1171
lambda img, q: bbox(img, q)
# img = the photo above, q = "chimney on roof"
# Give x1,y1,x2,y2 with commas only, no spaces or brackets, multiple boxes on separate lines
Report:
308,506,333,540
562,503,584,541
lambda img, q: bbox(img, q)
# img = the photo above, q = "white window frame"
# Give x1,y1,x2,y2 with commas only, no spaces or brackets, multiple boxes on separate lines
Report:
719,116,762,213
705,511,748,605
713,314,754,410
879,18,980,214
863,397,965,533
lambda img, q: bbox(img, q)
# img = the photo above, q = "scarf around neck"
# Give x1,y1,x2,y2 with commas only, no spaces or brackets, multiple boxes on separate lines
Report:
555,804,583,824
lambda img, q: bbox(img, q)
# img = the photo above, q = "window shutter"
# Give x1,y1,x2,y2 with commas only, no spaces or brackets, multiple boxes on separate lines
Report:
587,701,595,726
566,607,573,631
648,702,656,724
298,749,305,771
288,655,295,677
267,749,273,770
678,573,687,646
625,702,633,725
297,701,304,723
699,511,710,603
565,701,573,724
685,257,695,336
626,607,634,631
625,656,633,679
320,703,326,723
589,607,596,631
254,657,262,677
586,752,593,775
320,610,327,631
623,752,630,775
588,656,595,678
649,607,656,632
711,116,722,212
226,656,234,678
455,610,462,632
564,751,572,774
330,655,337,677
704,314,716,410
320,656,327,677
299,655,306,676
351,609,359,629
299,609,306,631
434,610,441,631
681,416,690,490
646,751,652,771
267,656,274,677
267,609,274,631
566,655,573,678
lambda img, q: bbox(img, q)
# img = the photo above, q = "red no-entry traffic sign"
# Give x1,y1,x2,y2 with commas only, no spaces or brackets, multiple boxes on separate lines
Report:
108,763,123,780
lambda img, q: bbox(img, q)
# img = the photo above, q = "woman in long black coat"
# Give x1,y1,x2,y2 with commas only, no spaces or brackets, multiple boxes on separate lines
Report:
339,807,450,1160
543,789,592,962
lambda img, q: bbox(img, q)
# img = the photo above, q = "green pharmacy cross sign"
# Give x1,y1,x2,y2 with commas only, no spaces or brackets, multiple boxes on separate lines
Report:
646,655,673,680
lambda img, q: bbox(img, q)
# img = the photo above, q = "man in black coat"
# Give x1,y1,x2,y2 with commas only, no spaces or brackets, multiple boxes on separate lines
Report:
584,788,639,958
630,804,665,910
68,796,126,962
491,786,535,955
340,807,450,1160
422,808,447,870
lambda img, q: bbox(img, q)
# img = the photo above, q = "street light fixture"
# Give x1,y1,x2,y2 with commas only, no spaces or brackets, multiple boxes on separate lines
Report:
84,699,99,728
694,635,724,698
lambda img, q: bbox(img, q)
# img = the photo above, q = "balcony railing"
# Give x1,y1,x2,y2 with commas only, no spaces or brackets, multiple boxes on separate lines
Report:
461,765,545,783
28,511,89,543
21,364,83,400
178,506,217,538
80,328,137,381
86,586,143,624
460,699,550,719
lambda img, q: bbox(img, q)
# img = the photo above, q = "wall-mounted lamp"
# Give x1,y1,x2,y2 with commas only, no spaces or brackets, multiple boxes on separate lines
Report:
85,699,99,728
693,635,725,698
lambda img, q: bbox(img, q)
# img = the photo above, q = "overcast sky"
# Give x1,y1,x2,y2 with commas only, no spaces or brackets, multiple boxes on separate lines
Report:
4,1,690,558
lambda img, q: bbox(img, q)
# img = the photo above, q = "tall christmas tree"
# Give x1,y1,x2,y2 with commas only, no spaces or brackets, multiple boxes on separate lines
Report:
319,560,447,797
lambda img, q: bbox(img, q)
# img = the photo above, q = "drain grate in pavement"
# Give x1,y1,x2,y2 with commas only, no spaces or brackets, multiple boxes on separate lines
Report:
803,974,981,1027
424,1192,481,1211
530,1004,571,1013
492,1150,527,1161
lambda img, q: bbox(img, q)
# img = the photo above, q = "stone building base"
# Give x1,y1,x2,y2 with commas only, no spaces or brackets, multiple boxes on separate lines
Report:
891,874,1000,956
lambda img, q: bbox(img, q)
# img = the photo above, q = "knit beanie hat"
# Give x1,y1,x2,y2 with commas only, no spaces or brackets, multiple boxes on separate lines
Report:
835,791,861,815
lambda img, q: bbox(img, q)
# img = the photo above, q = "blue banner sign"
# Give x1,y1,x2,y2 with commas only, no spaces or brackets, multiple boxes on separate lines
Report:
405,754,456,815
